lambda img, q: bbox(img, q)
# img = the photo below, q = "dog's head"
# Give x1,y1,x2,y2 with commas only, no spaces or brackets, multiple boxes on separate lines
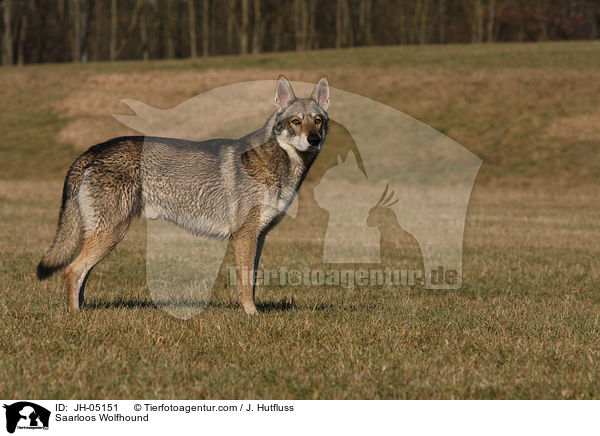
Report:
273,76,330,152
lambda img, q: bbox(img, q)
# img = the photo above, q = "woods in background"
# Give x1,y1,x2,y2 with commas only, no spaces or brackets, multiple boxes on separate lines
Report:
1,0,599,65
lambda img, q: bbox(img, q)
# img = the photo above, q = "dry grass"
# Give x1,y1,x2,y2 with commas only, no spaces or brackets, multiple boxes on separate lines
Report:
1,41,600,399
1,180,599,399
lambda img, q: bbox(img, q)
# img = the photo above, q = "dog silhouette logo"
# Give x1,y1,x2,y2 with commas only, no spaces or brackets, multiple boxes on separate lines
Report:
3,402,50,433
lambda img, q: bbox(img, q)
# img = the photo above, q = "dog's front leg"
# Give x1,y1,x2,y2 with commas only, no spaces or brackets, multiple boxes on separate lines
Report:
232,226,259,315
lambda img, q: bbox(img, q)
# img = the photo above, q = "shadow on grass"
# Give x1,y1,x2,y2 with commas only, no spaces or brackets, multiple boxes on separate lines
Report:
85,297,207,310
84,297,297,313
85,297,157,309
309,302,381,312
85,298,387,313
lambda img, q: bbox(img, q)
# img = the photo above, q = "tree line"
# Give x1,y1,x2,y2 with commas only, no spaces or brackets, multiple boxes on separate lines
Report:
1,0,599,65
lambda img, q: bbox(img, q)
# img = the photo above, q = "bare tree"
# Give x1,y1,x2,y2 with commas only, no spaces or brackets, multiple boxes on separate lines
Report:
17,0,28,65
359,0,372,45
165,0,175,58
202,0,209,56
92,0,102,61
252,0,260,54
140,0,148,60
302,0,309,48
114,0,143,59
70,0,81,61
366,0,373,44
308,0,317,49
419,0,430,44
589,0,598,39
336,0,353,47
239,0,248,54
471,0,484,43
81,0,93,61
294,0,304,50
188,0,197,58
336,0,342,48
439,0,446,43
342,0,352,46
227,0,235,54
397,0,407,44
487,0,496,42
110,0,117,60
516,0,526,41
536,0,548,41
3,0,13,64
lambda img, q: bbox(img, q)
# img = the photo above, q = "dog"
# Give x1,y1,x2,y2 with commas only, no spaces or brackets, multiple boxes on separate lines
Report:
37,76,330,315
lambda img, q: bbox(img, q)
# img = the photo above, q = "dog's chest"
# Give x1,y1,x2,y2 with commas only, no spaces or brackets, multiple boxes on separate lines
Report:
258,159,303,230
261,185,296,218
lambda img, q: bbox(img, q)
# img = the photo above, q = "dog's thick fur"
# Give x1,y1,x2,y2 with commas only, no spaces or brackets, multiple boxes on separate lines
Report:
37,76,330,315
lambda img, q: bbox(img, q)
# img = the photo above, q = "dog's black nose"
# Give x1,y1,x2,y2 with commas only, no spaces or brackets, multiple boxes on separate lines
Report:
307,133,321,147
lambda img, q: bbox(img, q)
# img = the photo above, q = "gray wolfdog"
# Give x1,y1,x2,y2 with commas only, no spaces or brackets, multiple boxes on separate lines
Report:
37,76,330,315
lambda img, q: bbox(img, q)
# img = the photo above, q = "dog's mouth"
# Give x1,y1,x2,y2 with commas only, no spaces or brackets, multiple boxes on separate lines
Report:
293,141,321,153
305,137,323,152
300,143,321,153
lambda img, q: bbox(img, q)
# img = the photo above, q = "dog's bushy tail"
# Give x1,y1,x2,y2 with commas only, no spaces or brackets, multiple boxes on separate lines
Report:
37,163,87,280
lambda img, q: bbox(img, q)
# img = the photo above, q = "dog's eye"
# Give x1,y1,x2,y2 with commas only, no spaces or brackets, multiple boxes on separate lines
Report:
314,118,322,125
291,119,301,125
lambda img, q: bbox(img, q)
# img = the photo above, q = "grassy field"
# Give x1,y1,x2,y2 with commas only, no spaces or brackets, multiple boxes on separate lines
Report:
1,41,600,399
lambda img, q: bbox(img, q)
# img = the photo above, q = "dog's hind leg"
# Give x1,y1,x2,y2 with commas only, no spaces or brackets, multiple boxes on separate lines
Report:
64,222,129,310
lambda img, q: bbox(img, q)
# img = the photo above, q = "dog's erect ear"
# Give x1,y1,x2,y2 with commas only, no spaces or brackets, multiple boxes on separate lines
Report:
311,77,330,111
275,75,296,112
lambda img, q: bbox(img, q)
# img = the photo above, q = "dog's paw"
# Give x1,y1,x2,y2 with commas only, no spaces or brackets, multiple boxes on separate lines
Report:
242,303,259,316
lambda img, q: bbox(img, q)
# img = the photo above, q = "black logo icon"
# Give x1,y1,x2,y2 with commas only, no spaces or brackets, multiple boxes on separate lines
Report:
3,402,50,434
